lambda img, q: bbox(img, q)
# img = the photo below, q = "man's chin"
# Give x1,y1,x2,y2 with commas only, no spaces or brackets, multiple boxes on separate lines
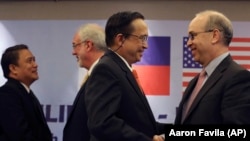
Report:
136,57,142,62
32,76,39,81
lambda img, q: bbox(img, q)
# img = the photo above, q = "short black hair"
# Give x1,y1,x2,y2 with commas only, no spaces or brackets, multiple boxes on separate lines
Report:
105,11,145,47
1,44,29,79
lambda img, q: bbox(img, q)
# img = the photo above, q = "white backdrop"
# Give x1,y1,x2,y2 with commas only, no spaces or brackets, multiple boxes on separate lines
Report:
0,20,250,141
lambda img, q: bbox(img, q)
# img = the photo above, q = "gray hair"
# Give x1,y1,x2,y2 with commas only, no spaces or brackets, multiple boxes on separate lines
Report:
196,10,233,46
78,23,107,51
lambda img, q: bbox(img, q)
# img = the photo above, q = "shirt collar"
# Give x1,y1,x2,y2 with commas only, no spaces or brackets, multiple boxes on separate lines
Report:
88,58,101,76
112,51,133,71
20,82,30,94
204,52,229,77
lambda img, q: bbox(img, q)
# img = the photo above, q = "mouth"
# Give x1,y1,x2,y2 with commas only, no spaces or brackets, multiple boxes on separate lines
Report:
190,47,196,53
32,70,38,74
139,51,144,56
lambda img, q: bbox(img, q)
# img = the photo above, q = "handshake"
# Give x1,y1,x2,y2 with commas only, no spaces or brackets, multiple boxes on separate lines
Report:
153,134,165,141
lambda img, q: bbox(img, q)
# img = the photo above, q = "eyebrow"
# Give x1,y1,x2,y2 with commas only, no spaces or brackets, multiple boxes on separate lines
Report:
188,31,195,34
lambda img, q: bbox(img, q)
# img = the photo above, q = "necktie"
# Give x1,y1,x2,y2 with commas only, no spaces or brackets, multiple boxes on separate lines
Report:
182,69,207,121
81,73,89,87
132,69,144,93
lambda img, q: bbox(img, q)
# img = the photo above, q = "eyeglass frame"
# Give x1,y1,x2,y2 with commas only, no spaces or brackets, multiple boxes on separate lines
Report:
123,33,148,42
72,40,87,49
188,29,214,40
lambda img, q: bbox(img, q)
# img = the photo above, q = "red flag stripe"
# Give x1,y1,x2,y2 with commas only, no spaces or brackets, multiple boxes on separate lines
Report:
241,64,250,69
232,56,250,60
183,72,198,77
230,47,250,51
231,38,250,42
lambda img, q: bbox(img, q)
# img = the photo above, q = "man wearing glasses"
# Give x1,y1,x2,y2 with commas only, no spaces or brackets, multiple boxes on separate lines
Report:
63,23,107,141
85,11,165,141
175,10,250,124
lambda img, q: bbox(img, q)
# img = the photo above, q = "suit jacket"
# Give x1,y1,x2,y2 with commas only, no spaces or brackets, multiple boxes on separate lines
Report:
0,78,52,141
175,55,250,124
63,79,90,141
85,50,164,141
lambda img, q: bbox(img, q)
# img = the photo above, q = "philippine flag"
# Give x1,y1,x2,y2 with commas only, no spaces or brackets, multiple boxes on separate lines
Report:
133,36,170,96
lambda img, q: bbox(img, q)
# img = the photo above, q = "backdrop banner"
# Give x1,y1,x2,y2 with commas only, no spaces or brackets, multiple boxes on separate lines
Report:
0,20,249,141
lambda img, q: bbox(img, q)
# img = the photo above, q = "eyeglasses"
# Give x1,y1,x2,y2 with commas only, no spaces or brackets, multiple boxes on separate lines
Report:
188,29,214,40
72,41,87,49
126,34,148,42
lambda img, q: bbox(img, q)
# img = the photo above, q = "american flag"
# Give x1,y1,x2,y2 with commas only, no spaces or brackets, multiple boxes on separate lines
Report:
182,37,250,92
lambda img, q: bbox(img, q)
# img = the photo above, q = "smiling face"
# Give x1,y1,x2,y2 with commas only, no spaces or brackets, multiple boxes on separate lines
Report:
72,33,89,68
9,49,38,87
116,19,149,65
186,15,214,66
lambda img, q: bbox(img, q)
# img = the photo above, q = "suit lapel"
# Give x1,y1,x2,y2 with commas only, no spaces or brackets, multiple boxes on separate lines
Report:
106,50,157,125
184,55,232,120
7,79,48,126
66,82,87,126
29,90,48,125
176,76,198,123
107,50,147,98
126,71,145,96
185,72,222,118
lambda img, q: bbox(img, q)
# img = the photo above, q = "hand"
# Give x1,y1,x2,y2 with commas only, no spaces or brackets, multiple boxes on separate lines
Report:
153,135,164,141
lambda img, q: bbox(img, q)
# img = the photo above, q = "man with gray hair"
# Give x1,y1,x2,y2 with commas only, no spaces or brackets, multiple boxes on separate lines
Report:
63,23,107,141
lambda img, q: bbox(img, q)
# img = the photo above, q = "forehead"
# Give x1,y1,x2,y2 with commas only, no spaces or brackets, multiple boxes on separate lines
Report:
188,16,207,32
72,33,81,42
130,19,148,33
18,49,33,59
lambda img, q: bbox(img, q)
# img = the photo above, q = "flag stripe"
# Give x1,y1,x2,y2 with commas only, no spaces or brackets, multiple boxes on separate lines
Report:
232,38,250,42
183,72,199,76
230,47,250,51
232,56,250,60
230,51,250,56
182,37,250,92
133,36,171,96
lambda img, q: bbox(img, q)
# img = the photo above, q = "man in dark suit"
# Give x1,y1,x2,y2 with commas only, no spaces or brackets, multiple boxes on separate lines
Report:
175,10,250,124
85,11,165,141
0,44,52,141
63,24,107,141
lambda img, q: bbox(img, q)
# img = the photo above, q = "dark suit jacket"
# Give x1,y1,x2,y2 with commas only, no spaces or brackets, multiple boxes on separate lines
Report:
0,78,52,141
63,80,90,141
85,50,164,141
175,55,250,124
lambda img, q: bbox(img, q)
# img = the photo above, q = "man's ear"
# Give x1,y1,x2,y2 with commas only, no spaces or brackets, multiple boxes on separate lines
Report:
9,64,18,75
86,40,93,51
211,29,221,44
116,33,125,47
